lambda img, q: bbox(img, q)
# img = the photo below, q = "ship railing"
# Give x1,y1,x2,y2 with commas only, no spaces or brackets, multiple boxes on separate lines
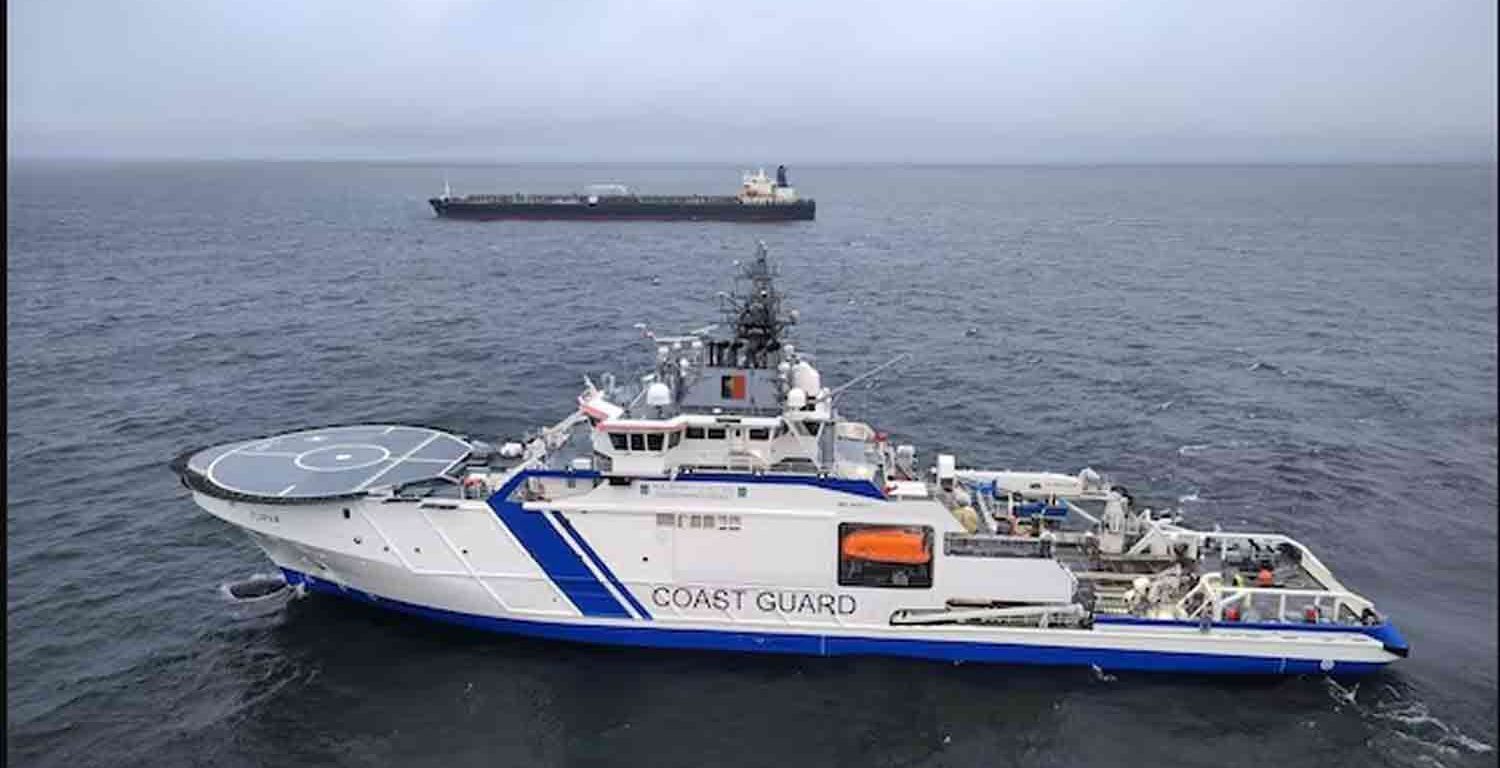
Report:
467,409,587,498
1173,573,1375,626
461,194,601,204
1132,523,1347,593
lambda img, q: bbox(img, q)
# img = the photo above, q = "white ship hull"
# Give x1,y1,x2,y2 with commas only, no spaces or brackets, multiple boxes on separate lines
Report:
178,245,1407,677
194,470,1404,676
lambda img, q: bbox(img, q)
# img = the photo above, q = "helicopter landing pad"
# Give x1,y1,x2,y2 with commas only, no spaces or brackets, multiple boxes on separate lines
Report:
177,424,472,502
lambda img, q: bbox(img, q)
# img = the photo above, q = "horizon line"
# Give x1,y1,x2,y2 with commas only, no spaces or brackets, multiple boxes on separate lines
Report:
7,153,1497,168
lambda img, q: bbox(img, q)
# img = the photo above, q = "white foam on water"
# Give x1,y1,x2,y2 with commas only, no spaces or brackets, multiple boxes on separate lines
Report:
1325,678,1360,707
219,572,299,619
1178,490,1200,503
1330,682,1495,762
1178,444,1210,456
1373,702,1494,755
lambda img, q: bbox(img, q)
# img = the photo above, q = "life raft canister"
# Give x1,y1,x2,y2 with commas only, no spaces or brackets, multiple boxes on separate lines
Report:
840,528,930,565
1256,568,1274,587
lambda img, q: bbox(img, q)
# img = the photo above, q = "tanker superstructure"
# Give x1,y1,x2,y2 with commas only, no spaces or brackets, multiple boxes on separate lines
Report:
430,166,815,221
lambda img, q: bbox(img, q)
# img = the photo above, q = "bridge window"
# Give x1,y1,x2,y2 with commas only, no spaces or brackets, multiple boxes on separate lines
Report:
837,523,933,589
686,427,705,440
707,428,726,440
646,433,664,451
629,434,645,452
609,433,627,450
668,431,682,448
748,428,770,441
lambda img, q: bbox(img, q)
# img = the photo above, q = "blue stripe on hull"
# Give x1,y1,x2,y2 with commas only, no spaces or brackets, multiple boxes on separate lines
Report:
499,468,885,500
668,471,886,500
550,511,653,620
279,569,1389,676
485,487,631,619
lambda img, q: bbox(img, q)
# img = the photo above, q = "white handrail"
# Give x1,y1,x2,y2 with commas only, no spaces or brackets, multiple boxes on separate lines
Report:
1148,525,1349,593
1174,573,1373,624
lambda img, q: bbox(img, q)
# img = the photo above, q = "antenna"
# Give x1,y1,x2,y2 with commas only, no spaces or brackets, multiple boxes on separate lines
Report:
827,353,911,400
443,174,452,200
717,242,794,369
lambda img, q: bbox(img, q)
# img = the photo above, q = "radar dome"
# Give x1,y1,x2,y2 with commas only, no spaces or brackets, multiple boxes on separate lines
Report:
791,361,821,395
645,382,673,407
786,387,807,409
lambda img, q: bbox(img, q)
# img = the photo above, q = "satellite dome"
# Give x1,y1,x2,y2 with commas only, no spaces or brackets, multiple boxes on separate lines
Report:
645,382,673,407
786,387,807,409
791,361,821,396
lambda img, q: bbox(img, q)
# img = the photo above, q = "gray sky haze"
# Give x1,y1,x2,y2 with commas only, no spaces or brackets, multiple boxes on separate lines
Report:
7,0,1497,162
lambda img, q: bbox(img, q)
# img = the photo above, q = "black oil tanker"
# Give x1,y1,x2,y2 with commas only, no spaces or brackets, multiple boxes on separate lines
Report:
429,166,815,222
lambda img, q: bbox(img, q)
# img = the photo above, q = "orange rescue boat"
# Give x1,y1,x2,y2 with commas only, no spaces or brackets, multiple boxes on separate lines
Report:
840,528,930,565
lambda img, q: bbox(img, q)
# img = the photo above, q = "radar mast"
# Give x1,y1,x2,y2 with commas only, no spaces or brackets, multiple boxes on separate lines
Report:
719,241,796,369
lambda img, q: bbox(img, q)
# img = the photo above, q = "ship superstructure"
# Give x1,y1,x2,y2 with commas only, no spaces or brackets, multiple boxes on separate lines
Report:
174,243,1408,675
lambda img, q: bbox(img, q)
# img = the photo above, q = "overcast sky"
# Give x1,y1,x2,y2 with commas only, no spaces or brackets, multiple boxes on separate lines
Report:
7,0,1497,162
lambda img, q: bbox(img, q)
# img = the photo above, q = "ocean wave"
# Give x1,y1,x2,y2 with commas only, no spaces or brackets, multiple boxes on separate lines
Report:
1325,680,1495,763
1373,701,1494,756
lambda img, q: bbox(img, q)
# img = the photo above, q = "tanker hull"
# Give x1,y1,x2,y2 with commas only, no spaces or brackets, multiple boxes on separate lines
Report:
430,197,815,221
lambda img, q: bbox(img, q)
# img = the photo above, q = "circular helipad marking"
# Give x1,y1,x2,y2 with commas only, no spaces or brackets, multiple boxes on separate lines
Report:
294,444,390,472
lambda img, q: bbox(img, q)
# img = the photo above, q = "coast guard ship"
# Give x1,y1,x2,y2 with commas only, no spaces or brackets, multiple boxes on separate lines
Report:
174,244,1408,675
